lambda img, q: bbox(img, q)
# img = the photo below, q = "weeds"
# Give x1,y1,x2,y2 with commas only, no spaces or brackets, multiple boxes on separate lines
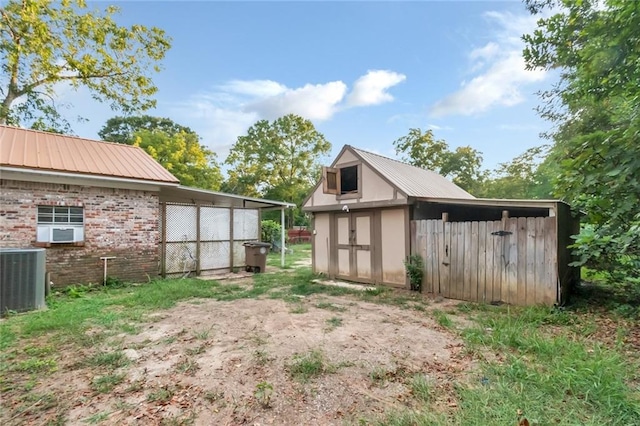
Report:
92,373,125,393
147,386,175,404
175,357,199,375
325,316,343,331
254,381,274,408
288,350,332,382
432,309,453,328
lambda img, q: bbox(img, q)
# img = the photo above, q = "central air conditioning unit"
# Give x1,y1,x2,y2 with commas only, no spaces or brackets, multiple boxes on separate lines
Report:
50,227,78,243
0,248,46,314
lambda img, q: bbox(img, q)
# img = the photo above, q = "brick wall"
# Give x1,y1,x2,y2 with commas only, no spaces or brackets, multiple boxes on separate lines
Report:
0,179,160,286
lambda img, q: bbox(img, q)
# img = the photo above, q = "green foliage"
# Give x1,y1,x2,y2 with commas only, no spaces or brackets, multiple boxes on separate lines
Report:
133,129,222,190
254,381,273,408
393,128,485,193
224,114,330,226
0,0,171,131
523,0,640,282
288,350,330,382
92,373,125,393
459,305,640,425
403,255,424,292
479,145,556,199
98,115,195,145
261,220,282,246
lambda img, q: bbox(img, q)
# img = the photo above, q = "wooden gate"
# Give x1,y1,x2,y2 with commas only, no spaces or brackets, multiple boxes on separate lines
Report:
411,218,558,305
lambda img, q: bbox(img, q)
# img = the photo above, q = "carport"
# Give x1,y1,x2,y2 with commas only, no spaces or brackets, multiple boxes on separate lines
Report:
159,185,294,277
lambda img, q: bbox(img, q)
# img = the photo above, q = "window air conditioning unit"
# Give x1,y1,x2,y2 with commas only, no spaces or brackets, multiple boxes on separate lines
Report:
50,227,79,243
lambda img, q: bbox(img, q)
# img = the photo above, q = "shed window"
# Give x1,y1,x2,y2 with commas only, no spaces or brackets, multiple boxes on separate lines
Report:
340,165,358,194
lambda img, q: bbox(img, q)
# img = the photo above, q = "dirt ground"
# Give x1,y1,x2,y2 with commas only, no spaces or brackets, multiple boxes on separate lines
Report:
17,290,471,425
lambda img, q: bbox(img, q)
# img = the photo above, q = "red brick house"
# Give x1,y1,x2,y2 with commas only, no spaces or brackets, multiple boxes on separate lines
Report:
0,125,293,287
0,125,181,286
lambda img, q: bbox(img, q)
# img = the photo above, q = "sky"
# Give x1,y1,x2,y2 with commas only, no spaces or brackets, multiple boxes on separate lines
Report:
59,0,555,172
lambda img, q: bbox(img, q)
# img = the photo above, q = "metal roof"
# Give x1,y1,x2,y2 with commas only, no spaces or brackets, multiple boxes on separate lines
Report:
0,125,179,184
160,185,296,210
418,197,570,208
349,146,475,199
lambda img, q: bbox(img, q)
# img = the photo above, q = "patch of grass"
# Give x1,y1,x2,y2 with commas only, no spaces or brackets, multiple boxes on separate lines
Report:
315,301,347,312
86,351,129,369
253,349,270,365
457,305,640,425
84,411,110,424
267,243,311,269
147,386,175,404
175,357,199,375
410,374,432,403
374,409,450,425
193,328,211,340
325,316,343,331
92,373,125,393
432,309,453,328
289,303,308,314
12,357,57,374
185,344,207,356
288,350,332,382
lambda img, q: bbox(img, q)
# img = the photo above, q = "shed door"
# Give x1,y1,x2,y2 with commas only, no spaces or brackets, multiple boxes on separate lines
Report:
335,212,373,282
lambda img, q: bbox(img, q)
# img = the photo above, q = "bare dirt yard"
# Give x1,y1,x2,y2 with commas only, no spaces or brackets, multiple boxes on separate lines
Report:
4,284,469,425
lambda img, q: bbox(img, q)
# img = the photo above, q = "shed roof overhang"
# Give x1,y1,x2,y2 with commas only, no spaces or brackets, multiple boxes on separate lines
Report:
159,185,296,210
414,197,570,210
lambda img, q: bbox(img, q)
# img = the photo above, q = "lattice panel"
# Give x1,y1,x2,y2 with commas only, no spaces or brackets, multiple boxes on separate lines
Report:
200,241,231,270
165,242,197,274
166,205,197,242
200,207,230,241
233,241,247,266
233,209,259,240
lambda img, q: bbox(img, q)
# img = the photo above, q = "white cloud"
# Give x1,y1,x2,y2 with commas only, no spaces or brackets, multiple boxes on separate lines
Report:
347,70,406,107
169,70,404,159
220,79,287,98
245,81,347,121
430,11,546,117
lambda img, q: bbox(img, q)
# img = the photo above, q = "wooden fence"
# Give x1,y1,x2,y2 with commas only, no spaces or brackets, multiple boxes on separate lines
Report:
411,218,558,306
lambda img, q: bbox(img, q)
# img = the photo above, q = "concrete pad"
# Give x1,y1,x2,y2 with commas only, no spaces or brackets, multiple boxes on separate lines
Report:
312,279,378,292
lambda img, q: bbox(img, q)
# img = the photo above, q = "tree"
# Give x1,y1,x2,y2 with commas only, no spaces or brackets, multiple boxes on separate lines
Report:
523,0,640,280
0,0,171,131
98,115,194,145
393,128,485,194
479,145,555,199
134,130,223,190
224,114,331,227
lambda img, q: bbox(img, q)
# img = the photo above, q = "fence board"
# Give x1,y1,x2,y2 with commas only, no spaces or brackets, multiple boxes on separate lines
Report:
433,220,441,294
478,221,487,303
441,221,451,297
517,217,528,305
505,218,519,304
455,222,465,300
492,221,503,303
469,222,479,302
544,217,558,305
525,217,536,305
534,217,546,304
423,221,432,293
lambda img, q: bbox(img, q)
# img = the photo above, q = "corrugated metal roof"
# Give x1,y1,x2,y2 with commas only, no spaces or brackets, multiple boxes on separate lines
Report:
0,125,179,184
350,146,475,199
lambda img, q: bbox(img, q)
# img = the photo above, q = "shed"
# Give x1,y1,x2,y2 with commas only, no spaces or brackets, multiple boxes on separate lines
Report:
0,125,293,287
303,145,579,306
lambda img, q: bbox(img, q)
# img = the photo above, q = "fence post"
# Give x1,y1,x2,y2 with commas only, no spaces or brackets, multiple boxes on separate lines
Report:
196,205,201,276
161,202,167,278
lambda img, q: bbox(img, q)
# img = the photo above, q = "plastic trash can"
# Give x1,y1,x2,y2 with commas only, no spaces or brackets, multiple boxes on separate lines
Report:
243,242,271,273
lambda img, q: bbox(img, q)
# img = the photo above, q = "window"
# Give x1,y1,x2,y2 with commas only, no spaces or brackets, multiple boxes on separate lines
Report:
322,163,361,198
37,206,85,243
340,165,358,194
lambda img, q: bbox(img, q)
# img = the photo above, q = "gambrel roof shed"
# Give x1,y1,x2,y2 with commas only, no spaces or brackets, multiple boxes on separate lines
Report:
303,144,473,212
